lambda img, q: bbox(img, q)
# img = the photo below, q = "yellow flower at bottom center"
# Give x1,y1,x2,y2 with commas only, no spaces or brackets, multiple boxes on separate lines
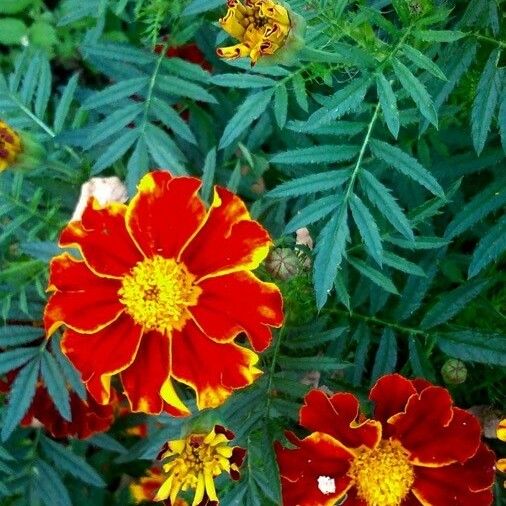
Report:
119,255,201,333
348,439,414,506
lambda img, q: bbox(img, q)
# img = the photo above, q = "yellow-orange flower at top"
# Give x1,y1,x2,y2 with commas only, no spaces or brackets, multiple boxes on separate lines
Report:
44,170,283,416
498,419,506,487
154,425,245,505
0,120,22,171
217,0,291,65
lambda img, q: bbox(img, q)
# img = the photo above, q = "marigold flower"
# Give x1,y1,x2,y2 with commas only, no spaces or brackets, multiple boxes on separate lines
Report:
154,425,245,505
0,120,22,171
275,374,496,506
217,0,294,65
497,419,506,487
44,170,283,415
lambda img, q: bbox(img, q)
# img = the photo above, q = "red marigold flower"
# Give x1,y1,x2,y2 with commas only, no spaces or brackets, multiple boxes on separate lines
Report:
275,374,496,506
154,41,212,71
154,425,245,505
497,419,506,488
44,170,283,415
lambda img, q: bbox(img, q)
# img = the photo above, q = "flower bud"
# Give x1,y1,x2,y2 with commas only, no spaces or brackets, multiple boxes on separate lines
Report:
441,358,467,385
266,247,300,280
217,0,305,66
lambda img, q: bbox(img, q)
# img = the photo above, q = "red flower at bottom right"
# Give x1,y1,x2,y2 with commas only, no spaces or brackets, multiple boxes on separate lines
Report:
275,374,496,506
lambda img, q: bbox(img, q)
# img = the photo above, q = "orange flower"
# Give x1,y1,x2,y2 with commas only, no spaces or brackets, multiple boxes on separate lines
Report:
275,374,496,506
0,120,22,171
44,171,283,415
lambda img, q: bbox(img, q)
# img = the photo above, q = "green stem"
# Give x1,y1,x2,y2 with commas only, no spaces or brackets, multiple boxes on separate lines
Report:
331,308,426,336
470,32,506,49
264,324,286,418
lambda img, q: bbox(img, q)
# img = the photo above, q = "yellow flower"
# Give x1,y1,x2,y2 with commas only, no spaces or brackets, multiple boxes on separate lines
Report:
0,120,22,171
498,419,506,488
217,0,292,65
154,425,246,505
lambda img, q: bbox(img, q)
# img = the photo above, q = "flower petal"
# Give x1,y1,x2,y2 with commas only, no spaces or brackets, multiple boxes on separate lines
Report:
61,313,143,404
60,199,142,278
389,387,481,466
299,390,381,450
171,319,261,410
190,271,283,352
216,44,251,60
121,330,188,416
181,186,271,279
412,444,495,506
44,253,123,336
275,431,354,506
369,374,417,429
126,171,206,259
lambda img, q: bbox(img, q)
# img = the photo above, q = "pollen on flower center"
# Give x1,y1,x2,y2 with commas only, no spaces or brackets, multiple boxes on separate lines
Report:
118,255,201,333
349,439,414,506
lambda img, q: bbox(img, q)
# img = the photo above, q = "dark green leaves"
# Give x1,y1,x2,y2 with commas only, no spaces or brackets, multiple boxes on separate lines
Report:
370,139,444,197
376,73,399,138
219,89,274,149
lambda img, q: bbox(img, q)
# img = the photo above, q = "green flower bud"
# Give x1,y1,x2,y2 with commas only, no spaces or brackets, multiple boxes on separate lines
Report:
441,359,467,385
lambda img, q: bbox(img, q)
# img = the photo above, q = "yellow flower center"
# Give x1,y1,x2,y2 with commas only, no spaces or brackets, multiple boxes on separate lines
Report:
0,121,22,171
349,439,414,506
119,256,201,333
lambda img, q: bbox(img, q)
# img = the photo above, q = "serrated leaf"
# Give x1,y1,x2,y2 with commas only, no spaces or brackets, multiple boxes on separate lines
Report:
302,78,371,130
421,278,490,329
2,358,39,441
348,257,399,294
40,352,71,422
267,169,351,198
334,270,350,310
288,327,347,349
274,83,288,129
445,179,506,239
201,148,216,203
51,337,86,400
87,433,127,454
401,45,446,81
270,145,358,165
277,355,349,371
40,436,106,487
350,194,383,266
371,329,397,383
54,73,79,133
370,139,444,197
387,235,449,249
499,84,506,153
34,56,51,118
219,89,273,149
471,49,501,155
33,458,72,506
359,170,413,240
156,75,216,103
0,325,42,347
285,194,340,233
93,128,139,174
469,216,506,277
437,331,506,366
144,123,186,175
150,97,197,144
292,73,308,112
313,202,349,309
0,346,39,375
382,251,426,276
83,77,148,109
210,73,276,88
376,73,399,138
351,324,370,386
392,59,438,126
126,137,149,196
414,30,466,42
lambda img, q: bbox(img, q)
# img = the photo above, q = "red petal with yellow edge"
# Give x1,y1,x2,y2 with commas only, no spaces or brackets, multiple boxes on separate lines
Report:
190,271,283,352
275,431,353,506
412,444,495,506
44,254,123,335
181,186,271,279
299,390,381,450
126,172,206,258
61,313,143,404
390,387,481,466
369,374,417,430
122,330,172,415
171,319,261,410
60,198,142,278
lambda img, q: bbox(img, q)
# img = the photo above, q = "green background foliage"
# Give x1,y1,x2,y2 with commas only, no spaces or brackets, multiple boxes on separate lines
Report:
0,0,505,504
